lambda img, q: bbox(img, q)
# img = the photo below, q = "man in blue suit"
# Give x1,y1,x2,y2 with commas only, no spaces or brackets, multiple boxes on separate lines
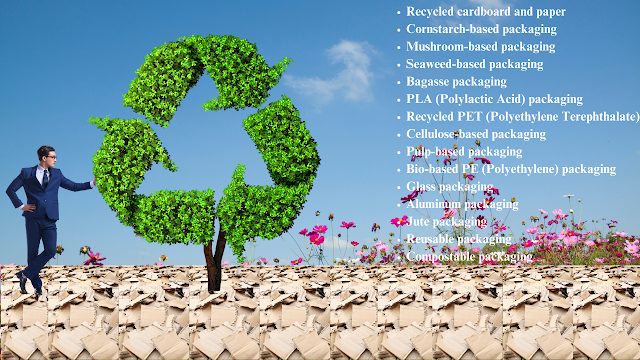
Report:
6,145,96,297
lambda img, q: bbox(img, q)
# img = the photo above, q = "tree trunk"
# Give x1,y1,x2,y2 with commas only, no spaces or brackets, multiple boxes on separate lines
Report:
204,221,227,293
203,241,215,293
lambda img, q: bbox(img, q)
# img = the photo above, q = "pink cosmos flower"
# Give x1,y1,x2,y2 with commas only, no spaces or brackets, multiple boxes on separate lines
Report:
474,157,491,165
401,190,419,204
471,248,480,253
526,227,538,235
624,240,639,254
452,246,459,252
83,250,106,265
538,209,547,214
440,209,457,220
616,232,628,237
291,258,303,265
355,251,362,256
584,240,595,247
241,262,250,266
552,209,564,217
299,229,308,235
222,259,230,266
313,225,328,234
259,257,268,264
310,233,325,245
595,258,606,264
443,157,456,165
340,222,356,229
476,215,487,229
563,236,579,246
375,241,389,252
495,224,507,232
522,240,534,248
483,186,499,196
391,215,410,227
351,241,359,246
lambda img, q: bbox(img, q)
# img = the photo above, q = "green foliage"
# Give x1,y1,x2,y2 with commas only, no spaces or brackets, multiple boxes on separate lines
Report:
122,35,291,127
133,188,216,245
92,35,319,262
89,116,217,244
217,96,320,258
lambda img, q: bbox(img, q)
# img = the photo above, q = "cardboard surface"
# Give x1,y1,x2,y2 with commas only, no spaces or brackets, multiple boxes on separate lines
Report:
465,330,502,360
453,305,478,328
293,330,331,360
152,330,190,360
210,305,236,327
222,330,260,360
22,304,47,327
81,330,119,360
524,305,549,327
602,330,640,360
535,330,572,360
5,265,640,360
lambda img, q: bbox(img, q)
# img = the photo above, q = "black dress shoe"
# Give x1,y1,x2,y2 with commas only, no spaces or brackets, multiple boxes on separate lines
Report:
35,287,43,296
17,271,28,294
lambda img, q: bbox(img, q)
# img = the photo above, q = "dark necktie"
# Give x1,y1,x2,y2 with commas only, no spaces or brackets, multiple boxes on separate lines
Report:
43,169,49,189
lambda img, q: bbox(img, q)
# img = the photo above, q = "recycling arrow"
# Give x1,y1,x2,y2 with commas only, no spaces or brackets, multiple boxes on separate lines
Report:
90,35,320,266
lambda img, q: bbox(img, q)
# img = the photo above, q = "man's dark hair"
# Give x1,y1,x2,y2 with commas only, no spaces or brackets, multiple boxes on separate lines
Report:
37,145,55,161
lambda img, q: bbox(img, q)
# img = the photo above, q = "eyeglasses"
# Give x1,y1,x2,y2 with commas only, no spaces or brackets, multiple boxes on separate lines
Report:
47,156,57,159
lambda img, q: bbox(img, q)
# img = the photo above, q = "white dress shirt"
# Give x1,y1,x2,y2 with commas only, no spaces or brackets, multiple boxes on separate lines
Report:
17,164,95,210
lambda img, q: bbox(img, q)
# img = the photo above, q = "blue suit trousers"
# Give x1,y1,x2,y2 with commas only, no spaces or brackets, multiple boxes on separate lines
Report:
23,216,57,289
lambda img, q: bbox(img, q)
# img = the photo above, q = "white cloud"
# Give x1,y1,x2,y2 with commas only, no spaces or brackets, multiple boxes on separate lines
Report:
284,40,375,104
325,235,349,250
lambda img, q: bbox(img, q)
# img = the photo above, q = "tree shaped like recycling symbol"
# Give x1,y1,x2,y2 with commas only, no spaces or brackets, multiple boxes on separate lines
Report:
90,35,320,292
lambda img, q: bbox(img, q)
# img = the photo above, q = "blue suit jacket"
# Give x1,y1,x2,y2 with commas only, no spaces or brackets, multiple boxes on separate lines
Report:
6,166,91,220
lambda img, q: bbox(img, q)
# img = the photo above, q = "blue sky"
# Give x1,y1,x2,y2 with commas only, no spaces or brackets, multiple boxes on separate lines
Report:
1,0,639,266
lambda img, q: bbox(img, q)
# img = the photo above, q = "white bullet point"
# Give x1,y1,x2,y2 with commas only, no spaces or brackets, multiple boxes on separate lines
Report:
397,81,400,84
397,186,401,189
397,29,401,32
397,46,400,49
397,169,401,172
397,64,400,67
397,204,401,207
397,11,401,14
397,151,401,154
397,134,401,137
397,116,400,119
397,99,401,102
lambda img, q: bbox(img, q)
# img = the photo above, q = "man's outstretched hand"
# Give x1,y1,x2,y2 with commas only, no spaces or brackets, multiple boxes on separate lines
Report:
22,204,36,212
